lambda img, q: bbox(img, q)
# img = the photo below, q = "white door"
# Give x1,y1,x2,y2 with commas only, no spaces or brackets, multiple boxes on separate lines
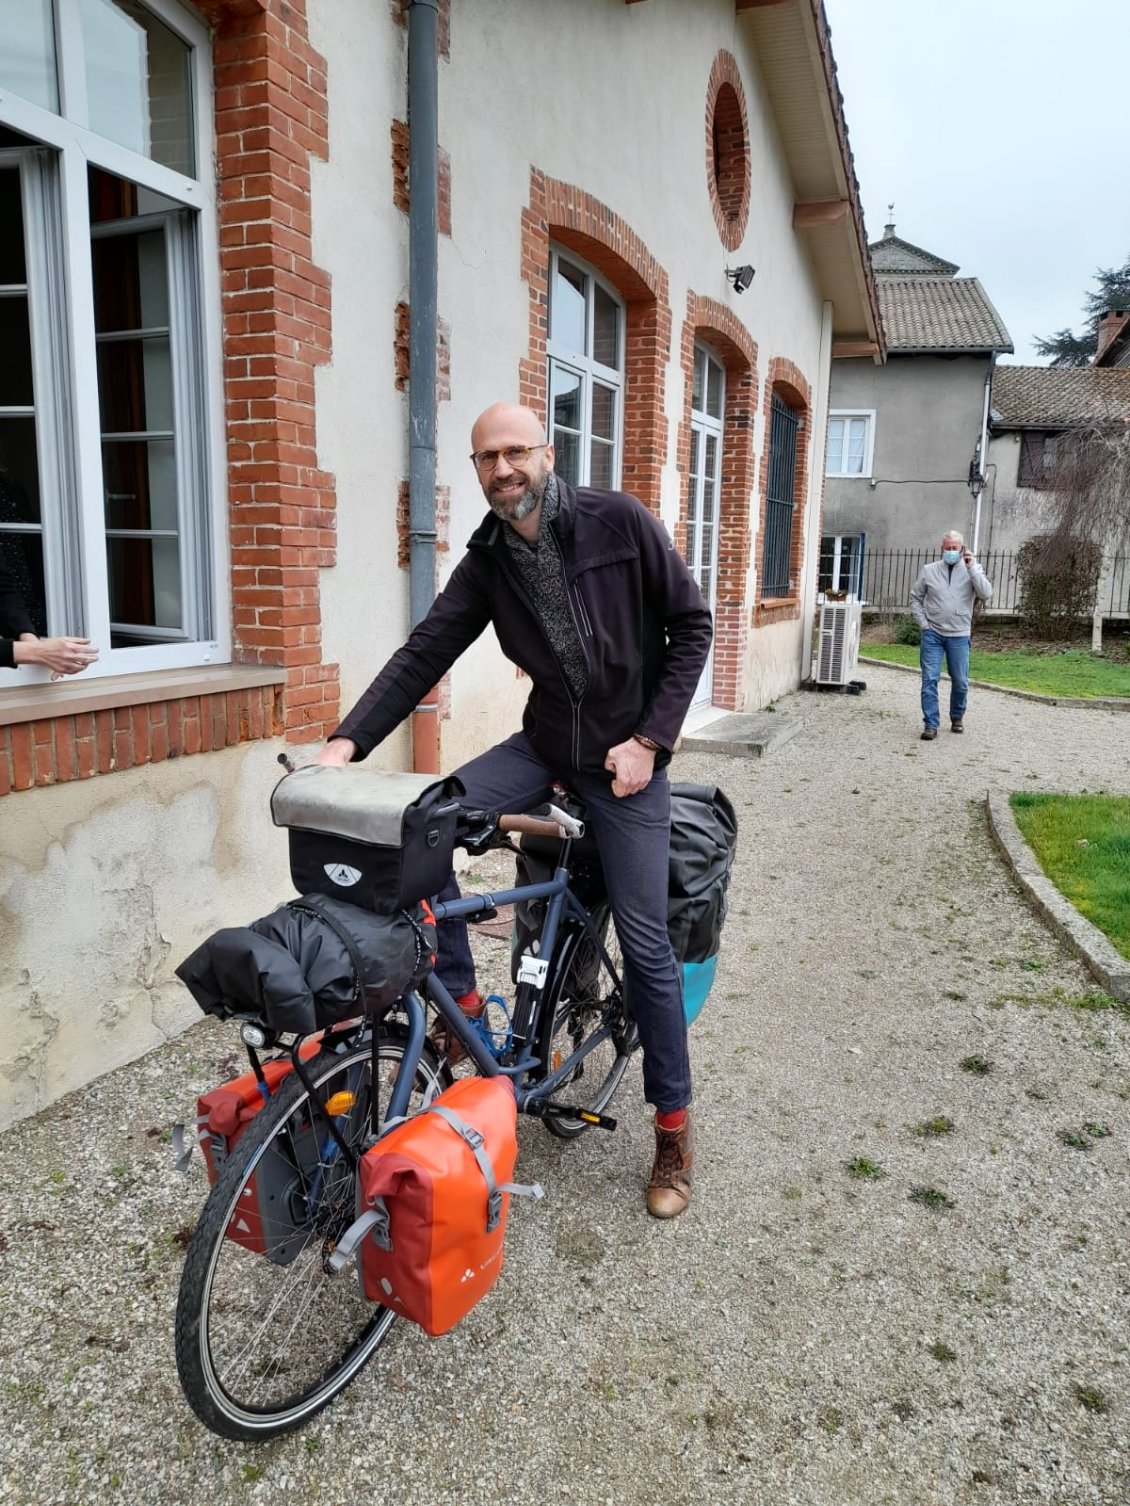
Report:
686,346,724,706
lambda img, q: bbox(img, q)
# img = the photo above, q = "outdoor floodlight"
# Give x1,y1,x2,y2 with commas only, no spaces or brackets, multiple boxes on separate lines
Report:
724,264,756,294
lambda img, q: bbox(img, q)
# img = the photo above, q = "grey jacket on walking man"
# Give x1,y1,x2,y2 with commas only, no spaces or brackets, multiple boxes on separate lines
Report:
910,547,992,634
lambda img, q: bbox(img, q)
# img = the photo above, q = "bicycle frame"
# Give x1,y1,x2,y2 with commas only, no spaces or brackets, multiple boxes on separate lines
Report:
381,847,623,1124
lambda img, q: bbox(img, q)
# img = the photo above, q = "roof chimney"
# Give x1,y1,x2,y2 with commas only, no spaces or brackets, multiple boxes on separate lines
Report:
1095,310,1129,364
883,201,895,239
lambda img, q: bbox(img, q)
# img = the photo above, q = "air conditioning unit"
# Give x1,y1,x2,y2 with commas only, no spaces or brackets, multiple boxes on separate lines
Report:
815,600,863,687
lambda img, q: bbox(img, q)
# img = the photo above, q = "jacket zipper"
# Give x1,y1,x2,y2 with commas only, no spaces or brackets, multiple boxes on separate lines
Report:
557,553,592,772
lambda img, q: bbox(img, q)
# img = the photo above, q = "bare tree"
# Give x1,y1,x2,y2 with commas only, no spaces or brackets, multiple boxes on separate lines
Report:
1021,423,1130,645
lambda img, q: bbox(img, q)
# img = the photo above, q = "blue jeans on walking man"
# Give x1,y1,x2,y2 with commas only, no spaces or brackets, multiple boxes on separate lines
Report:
920,628,970,729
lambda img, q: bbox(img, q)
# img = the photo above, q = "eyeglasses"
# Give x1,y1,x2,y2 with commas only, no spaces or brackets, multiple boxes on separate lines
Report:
469,444,548,473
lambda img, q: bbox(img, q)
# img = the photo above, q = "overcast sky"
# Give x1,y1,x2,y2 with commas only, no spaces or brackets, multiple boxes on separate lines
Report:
821,0,1129,364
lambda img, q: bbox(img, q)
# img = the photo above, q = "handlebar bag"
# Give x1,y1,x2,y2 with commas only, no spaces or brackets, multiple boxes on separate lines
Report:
331,1076,539,1336
271,766,464,914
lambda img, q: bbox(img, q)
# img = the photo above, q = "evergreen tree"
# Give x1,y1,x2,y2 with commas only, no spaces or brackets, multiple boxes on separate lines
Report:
1033,256,1130,366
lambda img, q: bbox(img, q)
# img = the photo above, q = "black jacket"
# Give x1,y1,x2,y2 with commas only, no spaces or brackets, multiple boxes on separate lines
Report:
335,481,713,773
0,561,35,670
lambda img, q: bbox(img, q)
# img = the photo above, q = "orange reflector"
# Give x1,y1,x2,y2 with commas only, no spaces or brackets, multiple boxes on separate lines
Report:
552,1051,563,1072
324,1091,356,1116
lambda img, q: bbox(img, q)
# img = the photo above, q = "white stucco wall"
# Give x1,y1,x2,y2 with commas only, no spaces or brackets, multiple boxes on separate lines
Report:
0,743,290,1130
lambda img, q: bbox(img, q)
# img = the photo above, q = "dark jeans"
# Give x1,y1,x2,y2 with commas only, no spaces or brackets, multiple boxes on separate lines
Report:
435,731,691,1113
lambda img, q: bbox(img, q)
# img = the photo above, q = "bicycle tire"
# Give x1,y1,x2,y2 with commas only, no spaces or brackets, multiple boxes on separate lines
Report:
536,905,633,1139
175,1022,448,1441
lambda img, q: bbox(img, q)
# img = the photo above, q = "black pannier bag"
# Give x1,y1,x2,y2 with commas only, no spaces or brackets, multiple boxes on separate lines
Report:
510,783,737,1025
175,892,436,1036
270,765,464,915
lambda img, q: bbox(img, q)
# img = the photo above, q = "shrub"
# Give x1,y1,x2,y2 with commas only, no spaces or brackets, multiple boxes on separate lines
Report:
1016,536,1101,635
895,615,921,646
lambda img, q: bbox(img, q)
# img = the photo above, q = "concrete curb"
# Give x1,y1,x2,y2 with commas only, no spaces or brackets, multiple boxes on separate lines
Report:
985,788,1130,1003
858,654,1130,711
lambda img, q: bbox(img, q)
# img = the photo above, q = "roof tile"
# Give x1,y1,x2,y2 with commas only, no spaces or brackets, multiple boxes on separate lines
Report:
877,277,1013,353
990,365,1130,428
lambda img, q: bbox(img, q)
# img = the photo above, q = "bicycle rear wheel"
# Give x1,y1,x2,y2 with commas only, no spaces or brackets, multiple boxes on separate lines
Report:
536,905,634,1139
175,1023,447,1441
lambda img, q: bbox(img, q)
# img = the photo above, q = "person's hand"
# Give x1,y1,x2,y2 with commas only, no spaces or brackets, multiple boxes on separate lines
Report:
604,738,655,798
13,635,99,678
962,548,974,568
309,737,358,767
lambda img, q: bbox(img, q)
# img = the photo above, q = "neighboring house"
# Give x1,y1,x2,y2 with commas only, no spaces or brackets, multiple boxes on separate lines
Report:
819,222,1012,598
1094,310,1130,368
984,365,1130,554
0,0,880,1127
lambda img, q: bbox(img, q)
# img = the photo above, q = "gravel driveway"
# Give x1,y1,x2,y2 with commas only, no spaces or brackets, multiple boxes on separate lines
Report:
2,663,1128,1506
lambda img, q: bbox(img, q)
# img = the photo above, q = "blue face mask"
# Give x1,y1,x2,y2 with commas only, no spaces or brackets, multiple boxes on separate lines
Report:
942,548,961,565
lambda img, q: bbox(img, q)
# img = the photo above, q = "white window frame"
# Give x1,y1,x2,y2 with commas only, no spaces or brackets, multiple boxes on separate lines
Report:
687,343,724,707
825,409,875,478
0,0,228,686
547,246,624,490
818,532,866,600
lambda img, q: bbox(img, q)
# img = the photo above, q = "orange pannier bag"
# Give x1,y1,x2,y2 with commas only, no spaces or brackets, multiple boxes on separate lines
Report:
329,1076,542,1336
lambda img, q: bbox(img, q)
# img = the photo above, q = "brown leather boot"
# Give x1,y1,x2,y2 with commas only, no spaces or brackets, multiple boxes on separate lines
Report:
430,991,486,1065
646,1110,694,1219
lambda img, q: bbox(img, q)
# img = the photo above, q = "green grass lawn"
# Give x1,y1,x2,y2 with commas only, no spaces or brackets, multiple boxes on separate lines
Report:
1011,793,1130,960
861,643,1130,698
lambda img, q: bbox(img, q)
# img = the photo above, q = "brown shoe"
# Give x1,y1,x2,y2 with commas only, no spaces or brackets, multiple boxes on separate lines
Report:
646,1110,694,1219
430,991,485,1065
951,719,964,733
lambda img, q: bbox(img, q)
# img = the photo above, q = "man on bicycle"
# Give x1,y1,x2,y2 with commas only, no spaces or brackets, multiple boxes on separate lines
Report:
313,402,712,1219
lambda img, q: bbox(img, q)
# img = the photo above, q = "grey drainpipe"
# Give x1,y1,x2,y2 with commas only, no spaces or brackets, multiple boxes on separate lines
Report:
407,0,440,767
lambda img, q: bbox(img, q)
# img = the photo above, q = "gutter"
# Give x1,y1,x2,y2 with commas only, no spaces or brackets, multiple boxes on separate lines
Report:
971,358,993,554
407,0,440,774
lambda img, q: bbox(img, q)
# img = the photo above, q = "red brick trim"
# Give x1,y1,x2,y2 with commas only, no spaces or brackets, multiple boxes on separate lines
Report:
705,52,751,252
675,296,759,710
391,119,452,235
207,0,339,743
753,356,813,626
0,686,284,793
520,168,671,514
394,303,451,400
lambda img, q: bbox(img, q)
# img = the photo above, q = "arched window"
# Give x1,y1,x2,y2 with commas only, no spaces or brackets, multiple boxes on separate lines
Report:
686,344,724,704
547,247,625,489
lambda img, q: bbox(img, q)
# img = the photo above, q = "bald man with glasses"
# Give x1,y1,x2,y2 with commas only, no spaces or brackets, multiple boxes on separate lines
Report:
315,402,712,1218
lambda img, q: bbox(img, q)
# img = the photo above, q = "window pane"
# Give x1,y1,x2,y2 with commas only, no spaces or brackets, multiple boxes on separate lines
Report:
82,0,195,174
592,283,619,368
0,414,46,633
0,0,58,111
826,418,844,474
591,382,615,443
97,336,173,434
845,418,866,474
706,358,724,419
0,295,34,405
102,437,177,530
550,258,586,353
107,533,181,634
0,168,28,283
92,228,170,332
553,429,580,488
691,350,705,413
552,365,582,434
590,437,614,490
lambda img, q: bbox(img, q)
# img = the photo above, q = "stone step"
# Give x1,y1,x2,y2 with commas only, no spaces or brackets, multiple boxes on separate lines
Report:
678,712,801,759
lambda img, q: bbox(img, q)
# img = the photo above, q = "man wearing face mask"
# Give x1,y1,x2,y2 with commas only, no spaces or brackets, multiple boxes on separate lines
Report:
909,530,992,740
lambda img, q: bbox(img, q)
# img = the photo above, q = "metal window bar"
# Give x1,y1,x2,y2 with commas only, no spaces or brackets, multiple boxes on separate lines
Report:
762,393,797,597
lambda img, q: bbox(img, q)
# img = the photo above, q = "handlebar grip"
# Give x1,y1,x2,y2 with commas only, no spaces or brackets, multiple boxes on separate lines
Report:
498,813,571,840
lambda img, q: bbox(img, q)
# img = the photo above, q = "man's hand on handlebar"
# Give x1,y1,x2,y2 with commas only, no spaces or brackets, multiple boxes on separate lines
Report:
309,737,358,767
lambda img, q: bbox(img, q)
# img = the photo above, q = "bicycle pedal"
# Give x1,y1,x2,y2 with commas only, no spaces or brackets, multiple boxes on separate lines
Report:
541,1104,617,1132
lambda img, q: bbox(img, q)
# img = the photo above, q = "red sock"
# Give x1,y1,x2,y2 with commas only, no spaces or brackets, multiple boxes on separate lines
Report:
656,1108,687,1130
456,989,483,1015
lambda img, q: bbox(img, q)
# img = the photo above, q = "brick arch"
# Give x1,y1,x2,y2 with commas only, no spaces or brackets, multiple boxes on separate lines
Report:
754,356,813,625
675,295,759,709
520,168,671,513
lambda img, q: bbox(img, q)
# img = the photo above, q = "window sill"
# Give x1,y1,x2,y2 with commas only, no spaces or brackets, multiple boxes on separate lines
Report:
0,663,287,729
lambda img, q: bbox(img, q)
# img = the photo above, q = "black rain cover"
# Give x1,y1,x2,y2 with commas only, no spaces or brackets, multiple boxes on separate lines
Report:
175,894,435,1036
666,784,738,964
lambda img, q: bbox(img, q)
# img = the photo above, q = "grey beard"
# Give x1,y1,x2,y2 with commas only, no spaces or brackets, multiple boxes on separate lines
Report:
488,471,547,523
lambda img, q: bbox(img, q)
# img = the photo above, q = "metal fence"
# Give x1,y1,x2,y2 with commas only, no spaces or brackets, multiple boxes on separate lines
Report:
858,550,1130,619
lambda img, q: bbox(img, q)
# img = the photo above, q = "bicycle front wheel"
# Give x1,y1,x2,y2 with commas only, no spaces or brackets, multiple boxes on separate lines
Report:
536,906,634,1139
175,1023,447,1441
